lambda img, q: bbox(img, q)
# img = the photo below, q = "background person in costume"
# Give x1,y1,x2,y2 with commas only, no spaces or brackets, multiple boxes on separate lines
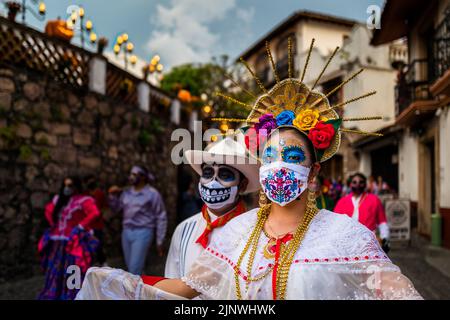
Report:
38,175,100,300
165,136,260,278
313,176,335,211
83,174,108,267
108,165,167,275
334,172,390,253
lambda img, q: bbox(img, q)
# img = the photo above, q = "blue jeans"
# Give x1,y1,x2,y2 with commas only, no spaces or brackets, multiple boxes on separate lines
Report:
121,228,154,275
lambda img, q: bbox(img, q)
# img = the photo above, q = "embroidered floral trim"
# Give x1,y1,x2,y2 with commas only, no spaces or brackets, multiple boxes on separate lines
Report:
205,246,390,280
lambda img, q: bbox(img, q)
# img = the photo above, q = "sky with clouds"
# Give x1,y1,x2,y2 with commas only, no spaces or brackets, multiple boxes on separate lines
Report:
4,0,384,69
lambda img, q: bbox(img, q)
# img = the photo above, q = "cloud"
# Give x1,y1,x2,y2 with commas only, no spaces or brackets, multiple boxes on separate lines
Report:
147,0,254,69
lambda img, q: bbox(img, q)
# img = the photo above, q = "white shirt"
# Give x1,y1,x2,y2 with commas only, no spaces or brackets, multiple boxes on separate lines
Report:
351,195,362,221
351,194,389,239
164,209,218,278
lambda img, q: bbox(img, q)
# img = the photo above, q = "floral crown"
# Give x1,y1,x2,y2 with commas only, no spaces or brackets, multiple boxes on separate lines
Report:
212,38,383,163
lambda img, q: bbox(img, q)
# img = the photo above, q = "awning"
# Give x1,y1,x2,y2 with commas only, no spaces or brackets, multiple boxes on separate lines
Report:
371,0,434,46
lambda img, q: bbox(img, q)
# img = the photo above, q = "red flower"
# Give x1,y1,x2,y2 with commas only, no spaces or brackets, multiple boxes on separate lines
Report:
308,121,335,150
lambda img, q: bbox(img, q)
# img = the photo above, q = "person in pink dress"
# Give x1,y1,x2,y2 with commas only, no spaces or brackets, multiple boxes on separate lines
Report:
38,176,100,300
334,172,390,253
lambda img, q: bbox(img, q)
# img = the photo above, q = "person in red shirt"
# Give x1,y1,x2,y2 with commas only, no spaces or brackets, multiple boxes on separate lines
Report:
334,172,390,253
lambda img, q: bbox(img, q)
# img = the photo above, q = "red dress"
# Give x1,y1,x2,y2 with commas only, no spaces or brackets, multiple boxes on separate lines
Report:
44,194,100,238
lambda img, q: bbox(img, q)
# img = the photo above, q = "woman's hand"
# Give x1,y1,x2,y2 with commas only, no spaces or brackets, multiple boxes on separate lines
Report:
108,185,122,194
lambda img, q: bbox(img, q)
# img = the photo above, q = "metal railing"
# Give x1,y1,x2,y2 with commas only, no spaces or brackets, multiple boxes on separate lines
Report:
432,7,450,83
395,59,431,116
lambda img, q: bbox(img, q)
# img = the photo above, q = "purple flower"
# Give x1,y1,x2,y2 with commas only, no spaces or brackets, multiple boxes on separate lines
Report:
255,113,277,133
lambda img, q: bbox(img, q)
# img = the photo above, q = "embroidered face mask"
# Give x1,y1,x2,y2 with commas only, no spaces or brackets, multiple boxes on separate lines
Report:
259,161,310,206
198,180,239,210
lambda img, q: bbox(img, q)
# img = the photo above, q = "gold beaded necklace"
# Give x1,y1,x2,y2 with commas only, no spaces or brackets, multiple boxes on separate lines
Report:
234,190,319,300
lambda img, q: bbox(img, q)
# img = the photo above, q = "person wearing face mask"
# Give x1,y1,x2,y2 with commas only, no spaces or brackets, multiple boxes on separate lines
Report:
76,40,420,300
108,165,167,275
164,136,260,279
334,173,390,253
38,176,100,300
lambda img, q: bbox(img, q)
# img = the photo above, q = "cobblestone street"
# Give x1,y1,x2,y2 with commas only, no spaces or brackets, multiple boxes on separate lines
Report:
0,233,449,300
389,234,450,300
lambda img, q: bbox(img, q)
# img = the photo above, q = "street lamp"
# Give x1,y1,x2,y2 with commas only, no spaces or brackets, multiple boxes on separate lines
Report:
19,0,46,24
143,54,164,80
67,6,96,49
114,33,137,70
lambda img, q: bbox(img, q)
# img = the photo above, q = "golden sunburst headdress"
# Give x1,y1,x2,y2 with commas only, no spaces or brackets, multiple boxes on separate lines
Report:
212,38,382,163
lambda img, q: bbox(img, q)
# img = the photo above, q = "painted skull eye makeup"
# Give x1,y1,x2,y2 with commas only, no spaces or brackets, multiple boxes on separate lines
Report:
281,146,306,164
262,144,306,164
218,167,237,182
200,165,238,183
201,165,215,179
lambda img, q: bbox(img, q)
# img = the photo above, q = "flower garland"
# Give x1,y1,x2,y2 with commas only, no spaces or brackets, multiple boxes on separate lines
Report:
244,109,342,161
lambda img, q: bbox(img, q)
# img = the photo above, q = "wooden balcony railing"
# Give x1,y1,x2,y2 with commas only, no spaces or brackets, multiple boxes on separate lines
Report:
0,16,165,109
0,16,92,90
106,63,139,106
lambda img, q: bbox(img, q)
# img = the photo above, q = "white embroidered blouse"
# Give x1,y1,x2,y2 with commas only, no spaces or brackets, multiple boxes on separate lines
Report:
76,209,421,300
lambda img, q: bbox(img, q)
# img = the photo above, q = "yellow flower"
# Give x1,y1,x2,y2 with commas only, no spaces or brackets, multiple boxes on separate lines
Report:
293,108,320,131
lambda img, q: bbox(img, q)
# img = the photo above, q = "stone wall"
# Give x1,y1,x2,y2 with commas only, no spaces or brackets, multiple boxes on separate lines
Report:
0,65,179,282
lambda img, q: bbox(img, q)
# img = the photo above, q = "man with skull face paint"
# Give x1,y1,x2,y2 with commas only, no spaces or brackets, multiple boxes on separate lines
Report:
164,136,261,278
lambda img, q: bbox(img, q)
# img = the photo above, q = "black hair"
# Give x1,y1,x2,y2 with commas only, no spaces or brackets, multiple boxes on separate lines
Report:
83,174,97,191
349,172,367,184
52,176,83,225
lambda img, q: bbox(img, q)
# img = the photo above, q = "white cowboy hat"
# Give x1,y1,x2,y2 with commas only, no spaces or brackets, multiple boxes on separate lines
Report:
184,134,261,194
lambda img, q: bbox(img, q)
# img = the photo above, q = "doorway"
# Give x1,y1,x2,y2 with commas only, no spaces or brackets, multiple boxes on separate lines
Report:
418,137,437,236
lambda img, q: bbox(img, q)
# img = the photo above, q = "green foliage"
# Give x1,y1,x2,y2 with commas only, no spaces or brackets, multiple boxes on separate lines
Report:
149,117,164,134
18,145,32,160
0,126,16,144
40,148,51,161
160,56,252,120
138,129,153,147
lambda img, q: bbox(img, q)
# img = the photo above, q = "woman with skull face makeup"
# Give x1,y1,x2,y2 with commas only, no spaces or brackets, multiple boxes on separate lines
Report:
38,176,100,300
76,40,421,300
76,128,421,300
